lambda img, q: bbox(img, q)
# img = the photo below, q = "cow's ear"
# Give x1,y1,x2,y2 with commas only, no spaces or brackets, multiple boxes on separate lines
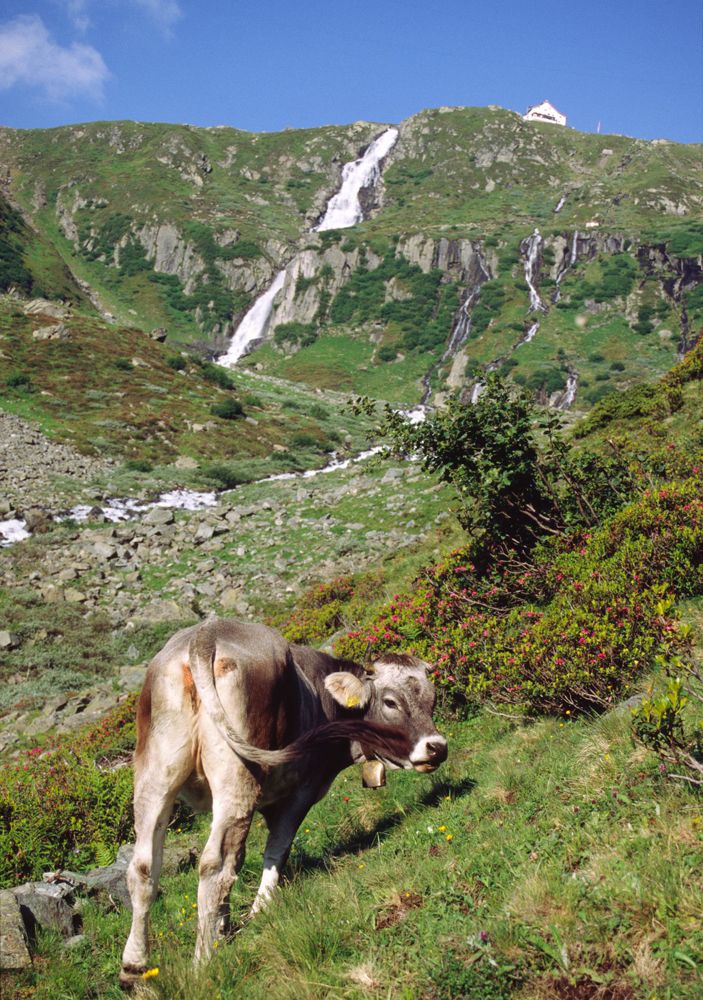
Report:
324,672,372,710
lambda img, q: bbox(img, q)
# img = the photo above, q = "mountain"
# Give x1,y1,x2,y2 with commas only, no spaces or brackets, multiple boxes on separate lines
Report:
1,106,702,417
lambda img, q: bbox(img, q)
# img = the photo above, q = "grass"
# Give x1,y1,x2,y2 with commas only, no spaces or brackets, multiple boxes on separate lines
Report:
0,296,376,470
6,685,702,999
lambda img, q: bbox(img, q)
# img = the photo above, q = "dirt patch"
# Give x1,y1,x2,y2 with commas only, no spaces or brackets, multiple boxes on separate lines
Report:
376,890,423,930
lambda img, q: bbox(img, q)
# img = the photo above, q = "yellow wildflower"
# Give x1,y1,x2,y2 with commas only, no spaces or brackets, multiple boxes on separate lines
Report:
142,968,159,979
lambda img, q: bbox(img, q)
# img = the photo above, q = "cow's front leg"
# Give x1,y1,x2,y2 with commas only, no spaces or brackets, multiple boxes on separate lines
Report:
250,791,320,917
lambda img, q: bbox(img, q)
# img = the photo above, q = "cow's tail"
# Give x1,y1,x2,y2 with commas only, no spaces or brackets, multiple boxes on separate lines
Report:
187,622,411,769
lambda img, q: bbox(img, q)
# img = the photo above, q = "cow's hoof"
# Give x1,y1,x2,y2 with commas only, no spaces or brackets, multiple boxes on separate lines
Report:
119,965,148,991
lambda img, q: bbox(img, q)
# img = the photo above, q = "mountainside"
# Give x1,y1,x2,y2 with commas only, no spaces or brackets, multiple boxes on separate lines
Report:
1,106,701,415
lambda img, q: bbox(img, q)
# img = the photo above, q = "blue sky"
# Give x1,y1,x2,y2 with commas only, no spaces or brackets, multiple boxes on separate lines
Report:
0,1,701,143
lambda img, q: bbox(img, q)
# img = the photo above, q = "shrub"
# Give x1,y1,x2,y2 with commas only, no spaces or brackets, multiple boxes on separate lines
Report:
210,398,244,420
201,463,246,489
378,345,398,362
335,478,703,715
114,357,132,372
6,371,32,390
0,696,138,886
167,355,187,371
124,458,153,472
200,362,235,389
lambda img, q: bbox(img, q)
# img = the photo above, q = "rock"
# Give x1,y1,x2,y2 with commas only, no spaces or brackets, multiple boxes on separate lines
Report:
174,455,198,470
60,842,197,912
24,509,53,533
92,541,117,560
194,523,214,542
12,881,77,939
32,323,70,342
0,889,31,970
0,630,19,650
64,934,86,950
64,588,87,603
143,508,175,526
220,587,243,611
130,599,196,625
23,299,69,319
149,327,167,342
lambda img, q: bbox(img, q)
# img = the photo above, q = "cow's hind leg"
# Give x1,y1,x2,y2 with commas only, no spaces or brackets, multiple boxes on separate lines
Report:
120,729,191,989
194,760,257,964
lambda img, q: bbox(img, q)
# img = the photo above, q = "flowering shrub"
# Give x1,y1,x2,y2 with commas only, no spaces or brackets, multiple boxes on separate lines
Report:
278,572,383,646
335,478,703,714
0,695,138,886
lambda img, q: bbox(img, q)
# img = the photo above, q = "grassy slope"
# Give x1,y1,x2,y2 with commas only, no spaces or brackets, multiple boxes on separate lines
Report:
0,295,378,472
10,662,702,999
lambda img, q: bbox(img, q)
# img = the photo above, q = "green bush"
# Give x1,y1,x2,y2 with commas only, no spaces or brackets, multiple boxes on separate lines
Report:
6,371,32,390
335,478,703,715
113,358,132,372
201,463,246,489
167,355,187,371
210,398,244,420
200,362,235,389
124,458,153,472
0,697,138,886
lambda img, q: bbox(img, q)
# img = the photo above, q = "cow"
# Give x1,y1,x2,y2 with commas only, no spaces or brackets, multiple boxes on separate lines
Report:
119,618,447,986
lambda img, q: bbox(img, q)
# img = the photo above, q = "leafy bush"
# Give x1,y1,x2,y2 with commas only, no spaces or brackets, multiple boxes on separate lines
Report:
274,322,318,348
124,458,153,472
200,362,235,389
210,398,244,420
167,355,187,371
0,696,138,885
6,371,32,390
201,462,246,489
335,479,703,714
632,657,703,787
113,357,132,372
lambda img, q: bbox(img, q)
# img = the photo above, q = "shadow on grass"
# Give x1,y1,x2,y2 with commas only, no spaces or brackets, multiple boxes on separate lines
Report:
292,774,477,875
419,775,477,807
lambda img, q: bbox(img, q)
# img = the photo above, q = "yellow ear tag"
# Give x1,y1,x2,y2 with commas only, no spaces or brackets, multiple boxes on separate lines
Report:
346,695,360,708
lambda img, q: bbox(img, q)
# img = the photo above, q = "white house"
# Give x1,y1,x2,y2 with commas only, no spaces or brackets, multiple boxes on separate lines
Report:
523,101,567,127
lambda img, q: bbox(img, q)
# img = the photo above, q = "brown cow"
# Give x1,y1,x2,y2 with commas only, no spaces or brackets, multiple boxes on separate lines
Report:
120,619,447,985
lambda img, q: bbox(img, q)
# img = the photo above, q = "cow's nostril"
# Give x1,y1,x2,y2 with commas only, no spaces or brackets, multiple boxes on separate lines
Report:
426,739,448,762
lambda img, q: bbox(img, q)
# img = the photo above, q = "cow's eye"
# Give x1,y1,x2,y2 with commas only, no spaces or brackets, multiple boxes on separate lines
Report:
383,698,399,711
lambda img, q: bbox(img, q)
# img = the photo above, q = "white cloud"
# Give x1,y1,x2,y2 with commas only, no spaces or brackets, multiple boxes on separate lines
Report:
0,14,108,101
61,0,183,35
132,0,183,33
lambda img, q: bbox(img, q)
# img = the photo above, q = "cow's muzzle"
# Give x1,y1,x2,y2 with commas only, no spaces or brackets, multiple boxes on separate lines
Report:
409,735,448,773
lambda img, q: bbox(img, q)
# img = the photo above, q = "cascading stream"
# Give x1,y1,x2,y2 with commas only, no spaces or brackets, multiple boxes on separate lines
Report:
217,270,286,366
314,128,399,231
521,229,546,313
217,127,399,367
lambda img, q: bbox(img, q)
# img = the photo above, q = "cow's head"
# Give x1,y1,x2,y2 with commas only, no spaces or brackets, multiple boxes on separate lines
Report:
324,653,448,773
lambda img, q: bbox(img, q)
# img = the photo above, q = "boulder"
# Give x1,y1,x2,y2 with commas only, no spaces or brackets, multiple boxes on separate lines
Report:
12,881,77,939
0,890,31,970
143,508,175,526
0,630,19,651
60,842,197,911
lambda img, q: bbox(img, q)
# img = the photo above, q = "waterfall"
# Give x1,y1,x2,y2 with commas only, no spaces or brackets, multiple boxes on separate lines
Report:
217,270,286,366
553,231,579,303
521,229,546,313
520,321,540,345
314,128,399,231
218,127,398,368
554,194,567,214
570,230,580,265
440,249,491,362
556,370,578,410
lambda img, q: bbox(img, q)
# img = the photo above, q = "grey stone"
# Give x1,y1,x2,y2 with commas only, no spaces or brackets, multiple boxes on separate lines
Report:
0,889,31,969
0,630,19,650
93,541,117,560
12,881,76,938
143,508,175,526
